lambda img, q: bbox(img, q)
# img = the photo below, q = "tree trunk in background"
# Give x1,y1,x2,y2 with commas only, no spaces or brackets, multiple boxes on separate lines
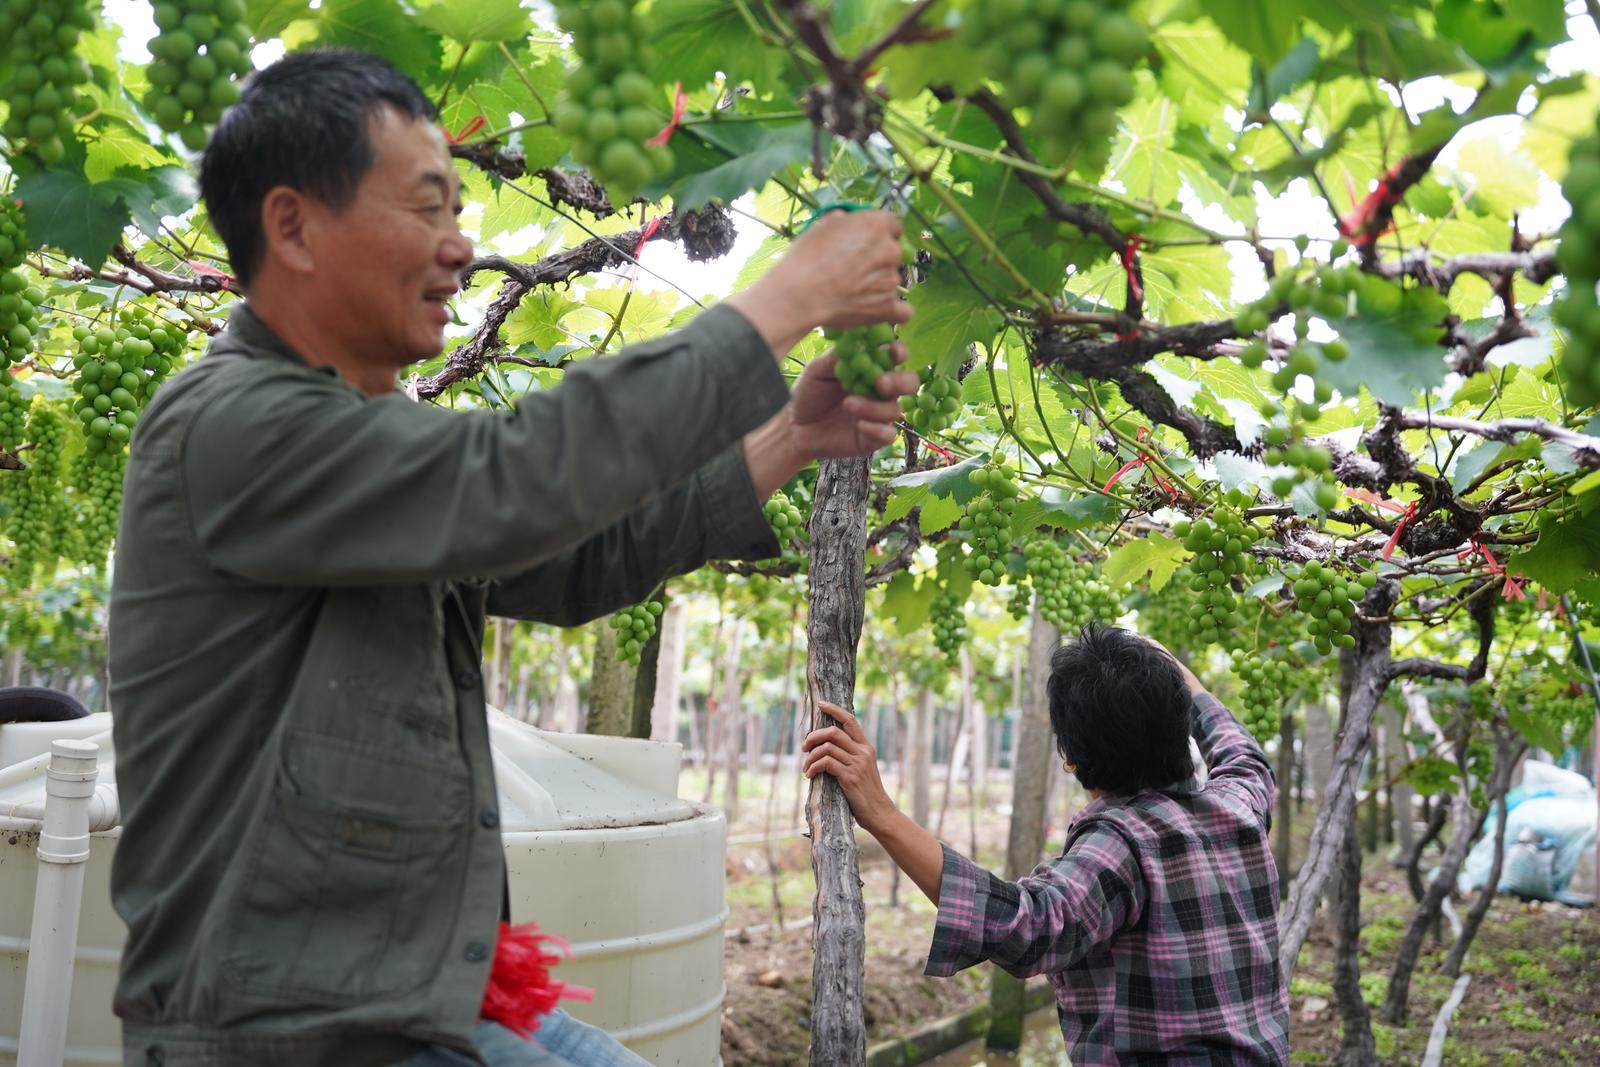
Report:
1363,721,1382,854
963,649,987,805
988,603,1059,1050
721,621,745,823
585,618,637,736
803,456,871,1067
703,604,727,799
1304,698,1335,803
1389,699,1414,862
553,639,580,732
486,617,513,709
911,688,933,828
650,600,687,743
1275,712,1295,899
629,592,667,741
513,663,531,722
936,705,969,839
1333,817,1377,1067
1443,729,1522,978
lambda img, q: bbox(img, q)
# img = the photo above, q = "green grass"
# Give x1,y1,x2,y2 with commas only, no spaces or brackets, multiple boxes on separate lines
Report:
1359,972,1387,1009
1288,1052,1329,1065
1290,976,1333,998
1499,948,1538,968
1500,999,1548,1032
1511,961,1552,984
1556,943,1585,963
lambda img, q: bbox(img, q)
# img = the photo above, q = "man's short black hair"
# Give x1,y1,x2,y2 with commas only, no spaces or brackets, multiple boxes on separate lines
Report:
1047,624,1195,795
199,49,438,288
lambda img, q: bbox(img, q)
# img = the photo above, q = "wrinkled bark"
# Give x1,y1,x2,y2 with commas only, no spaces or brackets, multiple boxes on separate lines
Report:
1279,583,1397,981
1333,816,1377,1067
1275,712,1295,899
988,603,1058,1050
804,457,870,1067
585,617,636,736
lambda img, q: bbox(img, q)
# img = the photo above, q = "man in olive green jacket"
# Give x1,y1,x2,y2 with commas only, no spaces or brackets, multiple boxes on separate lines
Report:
108,50,914,1067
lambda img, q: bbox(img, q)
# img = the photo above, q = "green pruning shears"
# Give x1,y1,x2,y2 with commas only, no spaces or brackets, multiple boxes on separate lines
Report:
799,199,876,232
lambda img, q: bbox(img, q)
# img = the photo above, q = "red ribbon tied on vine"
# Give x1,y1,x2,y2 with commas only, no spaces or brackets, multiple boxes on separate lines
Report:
1337,162,1406,247
1456,533,1525,601
645,82,687,148
1103,427,1176,499
446,115,486,144
1345,488,1415,560
631,214,664,259
1116,234,1144,342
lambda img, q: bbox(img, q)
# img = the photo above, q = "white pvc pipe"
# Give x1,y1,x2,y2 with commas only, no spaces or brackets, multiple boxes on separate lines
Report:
17,739,99,1067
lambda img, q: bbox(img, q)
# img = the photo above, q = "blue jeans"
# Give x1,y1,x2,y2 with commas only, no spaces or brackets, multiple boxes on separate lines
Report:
396,1012,652,1067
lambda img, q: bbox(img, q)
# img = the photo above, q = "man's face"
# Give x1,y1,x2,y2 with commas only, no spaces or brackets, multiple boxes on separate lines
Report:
303,107,473,367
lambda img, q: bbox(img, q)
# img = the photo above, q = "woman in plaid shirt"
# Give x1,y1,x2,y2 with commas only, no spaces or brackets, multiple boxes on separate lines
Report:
802,625,1290,1065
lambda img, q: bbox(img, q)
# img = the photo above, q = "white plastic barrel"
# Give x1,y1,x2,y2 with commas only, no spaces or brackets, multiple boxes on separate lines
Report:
0,710,725,1066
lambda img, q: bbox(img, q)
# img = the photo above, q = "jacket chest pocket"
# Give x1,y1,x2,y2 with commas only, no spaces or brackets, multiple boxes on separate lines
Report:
219,733,470,1007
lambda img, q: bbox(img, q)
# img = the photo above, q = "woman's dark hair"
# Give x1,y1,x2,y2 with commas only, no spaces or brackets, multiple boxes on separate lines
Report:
199,49,438,288
1047,624,1195,794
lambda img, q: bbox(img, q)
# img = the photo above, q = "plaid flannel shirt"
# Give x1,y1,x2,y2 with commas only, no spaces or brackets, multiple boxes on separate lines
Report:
925,692,1289,1066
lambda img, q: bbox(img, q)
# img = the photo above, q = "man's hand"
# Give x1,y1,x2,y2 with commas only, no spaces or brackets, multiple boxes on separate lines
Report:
742,342,918,496
801,701,897,834
728,210,912,356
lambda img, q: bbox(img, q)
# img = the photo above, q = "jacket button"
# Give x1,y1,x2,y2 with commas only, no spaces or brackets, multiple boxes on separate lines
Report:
464,941,489,962
479,809,500,829
454,669,481,689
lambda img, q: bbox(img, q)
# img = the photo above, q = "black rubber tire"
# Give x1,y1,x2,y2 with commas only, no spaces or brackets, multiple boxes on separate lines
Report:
0,686,90,725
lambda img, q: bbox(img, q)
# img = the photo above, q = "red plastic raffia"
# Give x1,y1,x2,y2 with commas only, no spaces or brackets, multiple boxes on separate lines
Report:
479,921,594,1038
645,83,687,148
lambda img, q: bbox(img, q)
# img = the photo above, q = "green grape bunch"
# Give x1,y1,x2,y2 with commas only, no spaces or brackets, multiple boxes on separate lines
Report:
1290,561,1374,655
0,267,45,372
144,0,251,150
0,381,28,452
931,589,966,665
8,396,68,584
1228,647,1297,743
0,0,96,163
70,310,185,462
1025,540,1120,632
1554,118,1600,405
0,198,27,270
1233,265,1357,426
1006,580,1032,621
1170,497,1259,650
610,598,663,665
959,462,1020,586
1261,427,1339,512
900,370,961,435
827,323,897,397
74,448,125,566
553,0,673,200
959,0,1149,168
761,490,808,569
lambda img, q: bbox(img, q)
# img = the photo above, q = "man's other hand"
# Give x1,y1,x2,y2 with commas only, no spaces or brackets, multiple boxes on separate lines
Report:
790,341,918,459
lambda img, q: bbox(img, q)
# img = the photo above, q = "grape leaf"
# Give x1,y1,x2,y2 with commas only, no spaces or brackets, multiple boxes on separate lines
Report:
315,0,443,81
1512,515,1600,593
672,123,815,212
898,268,1003,376
16,169,135,267
1104,533,1186,592
1207,0,1308,64
414,0,530,42
650,0,783,92
919,494,963,536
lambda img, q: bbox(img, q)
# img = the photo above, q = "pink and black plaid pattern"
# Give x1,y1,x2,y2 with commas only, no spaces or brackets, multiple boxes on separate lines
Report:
924,693,1289,1066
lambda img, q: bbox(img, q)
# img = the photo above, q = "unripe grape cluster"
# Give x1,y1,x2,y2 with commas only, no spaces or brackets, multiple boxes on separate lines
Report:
931,589,966,665
959,463,1019,586
74,448,124,565
1261,425,1340,512
553,0,673,200
960,0,1148,168
1289,561,1374,654
0,0,95,163
1233,266,1358,425
1170,497,1259,649
8,397,67,584
1006,581,1032,621
1,203,46,370
827,323,896,397
610,598,663,665
1554,120,1600,405
1024,540,1119,632
762,490,807,569
70,310,184,461
1227,648,1296,743
900,371,961,435
143,0,250,150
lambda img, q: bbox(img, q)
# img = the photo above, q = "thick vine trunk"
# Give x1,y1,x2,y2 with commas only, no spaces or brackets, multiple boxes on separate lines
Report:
804,457,870,1067
1382,787,1481,1025
585,617,637,736
1443,730,1523,978
1406,802,1449,902
1278,582,1397,981
1275,712,1295,899
988,603,1058,1050
1333,816,1377,1067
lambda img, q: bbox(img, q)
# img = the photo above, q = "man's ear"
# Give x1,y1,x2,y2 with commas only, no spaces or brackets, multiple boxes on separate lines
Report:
258,186,316,276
